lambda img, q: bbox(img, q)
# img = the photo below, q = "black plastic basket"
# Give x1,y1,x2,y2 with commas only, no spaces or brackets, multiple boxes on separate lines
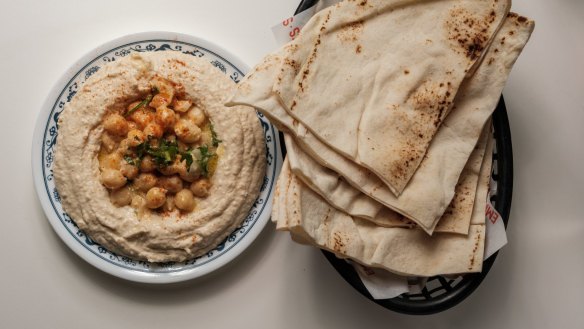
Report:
284,0,514,315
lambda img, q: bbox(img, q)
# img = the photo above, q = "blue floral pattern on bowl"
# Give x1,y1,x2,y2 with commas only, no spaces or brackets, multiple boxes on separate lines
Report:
40,39,279,274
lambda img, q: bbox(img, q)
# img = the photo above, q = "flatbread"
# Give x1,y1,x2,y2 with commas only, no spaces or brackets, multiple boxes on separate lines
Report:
285,134,413,228
285,125,490,234
274,0,510,195
273,153,492,276
271,158,285,229
471,127,495,225
434,123,490,233
278,164,485,277
228,13,534,234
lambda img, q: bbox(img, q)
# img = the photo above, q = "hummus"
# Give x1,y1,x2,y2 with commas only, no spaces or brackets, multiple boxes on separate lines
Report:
53,52,266,262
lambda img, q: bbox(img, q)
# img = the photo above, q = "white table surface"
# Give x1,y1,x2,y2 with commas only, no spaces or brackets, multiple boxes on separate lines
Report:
1,0,583,328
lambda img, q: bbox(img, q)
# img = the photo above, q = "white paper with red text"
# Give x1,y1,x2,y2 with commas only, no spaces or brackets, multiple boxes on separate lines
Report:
271,0,341,45
484,179,508,259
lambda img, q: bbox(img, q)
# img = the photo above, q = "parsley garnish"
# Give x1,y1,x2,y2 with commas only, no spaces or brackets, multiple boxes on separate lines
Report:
125,86,159,118
181,149,194,170
134,138,150,159
123,154,140,167
125,94,153,117
125,137,196,171
145,139,179,167
197,145,216,177
210,123,222,147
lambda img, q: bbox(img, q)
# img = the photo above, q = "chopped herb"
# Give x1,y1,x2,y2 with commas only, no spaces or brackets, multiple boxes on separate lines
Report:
125,86,158,117
134,138,150,159
123,135,200,172
125,94,153,117
181,149,194,170
146,139,179,167
210,123,222,147
123,154,140,167
197,145,216,177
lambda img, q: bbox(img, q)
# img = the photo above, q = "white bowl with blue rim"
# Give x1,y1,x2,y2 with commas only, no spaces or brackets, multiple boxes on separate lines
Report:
32,32,282,284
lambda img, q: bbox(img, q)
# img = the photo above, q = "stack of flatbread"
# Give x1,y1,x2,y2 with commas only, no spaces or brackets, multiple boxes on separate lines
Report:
228,0,534,277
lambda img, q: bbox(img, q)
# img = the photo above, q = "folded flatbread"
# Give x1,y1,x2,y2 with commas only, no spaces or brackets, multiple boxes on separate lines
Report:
273,162,486,277
471,127,495,225
230,13,534,234
285,125,490,234
433,123,490,233
273,0,510,195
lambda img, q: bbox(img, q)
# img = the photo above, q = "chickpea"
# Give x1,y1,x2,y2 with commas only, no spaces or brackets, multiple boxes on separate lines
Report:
157,175,183,193
174,118,201,143
143,122,163,138
177,141,188,152
150,77,175,100
131,194,146,209
178,160,201,182
117,139,131,154
101,133,118,153
100,169,127,189
175,189,195,212
133,173,157,192
120,162,139,180
172,99,192,113
158,161,181,176
186,107,206,127
155,106,176,130
199,130,213,146
127,101,141,112
99,152,122,170
127,121,139,131
149,93,172,108
190,179,211,198
103,113,129,136
109,186,132,207
145,187,167,209
140,155,156,173
126,129,145,147
129,109,155,129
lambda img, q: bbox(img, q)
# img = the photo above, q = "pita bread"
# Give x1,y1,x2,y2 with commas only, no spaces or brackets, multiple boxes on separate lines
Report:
277,164,485,277
285,134,413,229
228,13,534,234
286,125,490,234
274,0,510,195
271,157,286,229
471,127,495,225
434,124,490,233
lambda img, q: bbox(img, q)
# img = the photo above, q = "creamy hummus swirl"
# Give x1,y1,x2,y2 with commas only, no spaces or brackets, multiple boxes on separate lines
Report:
54,52,266,262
